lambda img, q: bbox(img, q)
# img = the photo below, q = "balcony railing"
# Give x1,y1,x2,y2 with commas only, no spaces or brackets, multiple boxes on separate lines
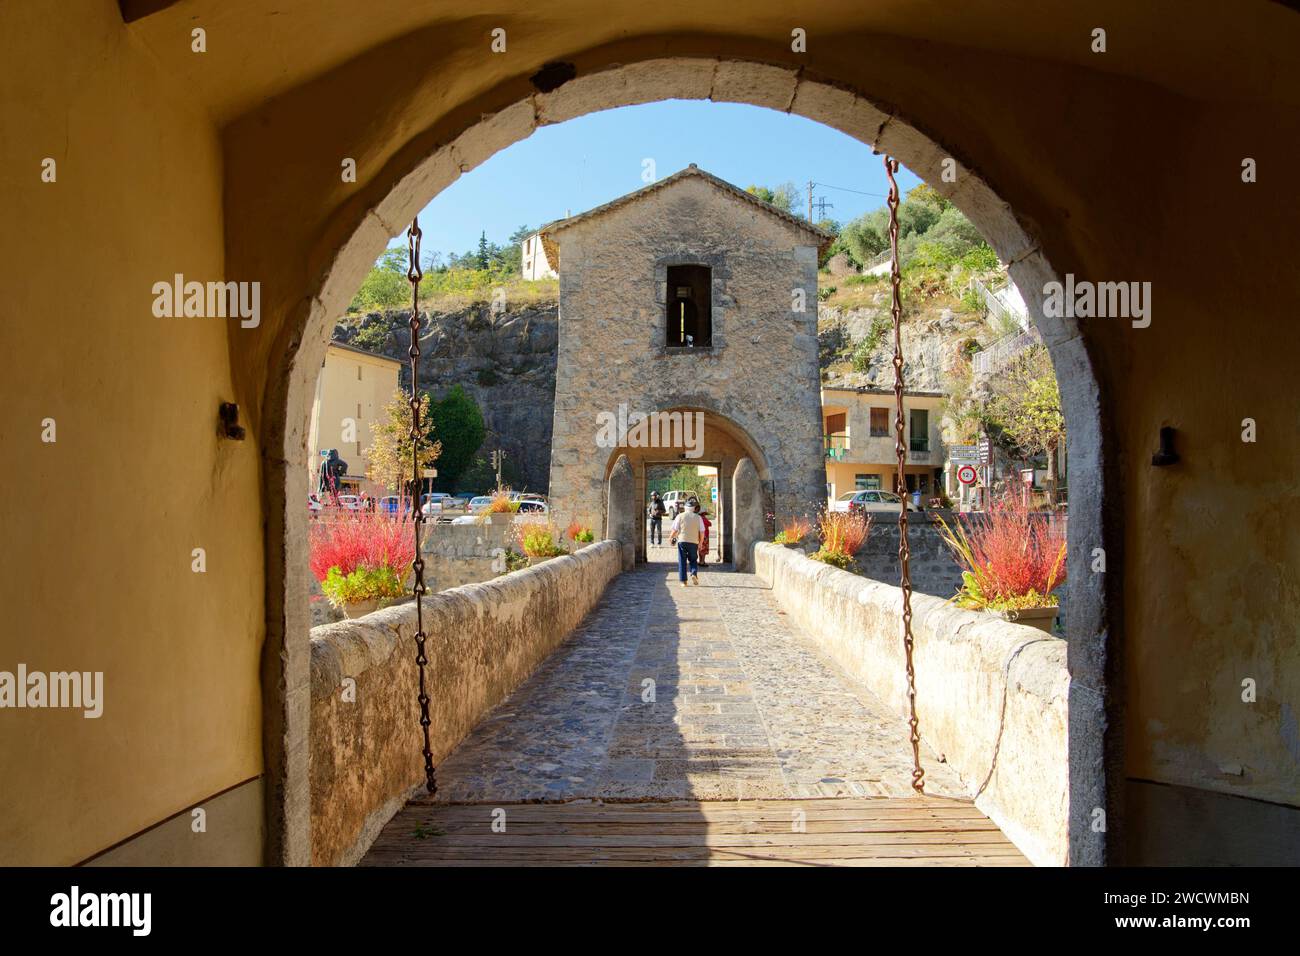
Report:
909,437,929,453
824,434,850,460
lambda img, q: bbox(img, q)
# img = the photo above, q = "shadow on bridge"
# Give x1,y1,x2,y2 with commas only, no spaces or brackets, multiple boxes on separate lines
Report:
361,559,1026,866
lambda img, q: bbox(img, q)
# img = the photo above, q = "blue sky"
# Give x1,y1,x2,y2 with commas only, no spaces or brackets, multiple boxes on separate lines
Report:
388,100,921,262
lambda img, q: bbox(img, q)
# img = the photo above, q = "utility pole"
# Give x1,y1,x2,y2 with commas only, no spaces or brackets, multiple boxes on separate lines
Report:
807,180,814,222
491,448,506,492
813,196,834,221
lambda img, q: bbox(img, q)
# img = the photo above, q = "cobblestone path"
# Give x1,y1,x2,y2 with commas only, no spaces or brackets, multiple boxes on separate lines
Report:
425,561,965,803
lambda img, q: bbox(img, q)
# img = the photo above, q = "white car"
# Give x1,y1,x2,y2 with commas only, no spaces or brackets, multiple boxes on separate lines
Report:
337,495,362,511
308,494,324,514
830,489,918,513
466,495,494,514
660,490,695,511
450,499,549,524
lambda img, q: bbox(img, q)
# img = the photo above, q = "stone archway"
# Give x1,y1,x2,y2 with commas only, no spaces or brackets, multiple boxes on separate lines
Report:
600,405,776,565
261,58,1112,867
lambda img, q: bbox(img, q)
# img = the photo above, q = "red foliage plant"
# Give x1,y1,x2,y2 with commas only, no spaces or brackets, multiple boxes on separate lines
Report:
309,510,416,581
818,509,872,555
938,489,1067,608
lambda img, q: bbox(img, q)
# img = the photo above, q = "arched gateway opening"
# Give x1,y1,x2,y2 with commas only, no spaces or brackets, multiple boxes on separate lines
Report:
601,407,773,565
264,58,1110,866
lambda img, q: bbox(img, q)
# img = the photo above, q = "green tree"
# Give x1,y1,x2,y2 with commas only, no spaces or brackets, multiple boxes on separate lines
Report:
475,231,490,270
365,390,442,492
745,182,802,214
660,465,716,504
839,208,889,264
984,345,1065,504
428,384,486,490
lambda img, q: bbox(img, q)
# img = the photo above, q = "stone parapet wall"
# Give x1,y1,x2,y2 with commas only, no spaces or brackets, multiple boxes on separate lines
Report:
852,514,965,600
754,542,1070,866
308,540,622,866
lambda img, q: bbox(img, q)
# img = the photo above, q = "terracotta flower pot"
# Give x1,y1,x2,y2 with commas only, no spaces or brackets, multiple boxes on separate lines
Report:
342,598,380,619
991,605,1059,634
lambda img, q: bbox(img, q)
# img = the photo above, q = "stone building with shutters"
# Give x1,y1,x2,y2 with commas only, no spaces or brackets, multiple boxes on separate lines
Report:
540,164,833,561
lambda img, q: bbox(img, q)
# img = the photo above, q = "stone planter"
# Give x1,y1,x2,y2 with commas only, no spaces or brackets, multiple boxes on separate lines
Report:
991,605,1059,634
342,598,380,619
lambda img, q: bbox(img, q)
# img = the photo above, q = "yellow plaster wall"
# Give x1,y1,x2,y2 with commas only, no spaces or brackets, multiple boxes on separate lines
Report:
0,3,264,865
3,1,1297,865
210,8,1300,838
307,346,403,496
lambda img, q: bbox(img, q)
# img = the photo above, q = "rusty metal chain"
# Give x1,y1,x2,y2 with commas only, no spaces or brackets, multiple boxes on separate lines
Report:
884,155,925,794
406,218,437,795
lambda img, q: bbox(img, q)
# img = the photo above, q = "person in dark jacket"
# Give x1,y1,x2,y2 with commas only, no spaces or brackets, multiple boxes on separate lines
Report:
648,492,666,545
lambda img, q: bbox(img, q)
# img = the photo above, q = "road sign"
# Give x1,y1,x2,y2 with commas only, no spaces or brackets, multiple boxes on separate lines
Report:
948,444,979,463
710,486,718,502
957,464,978,485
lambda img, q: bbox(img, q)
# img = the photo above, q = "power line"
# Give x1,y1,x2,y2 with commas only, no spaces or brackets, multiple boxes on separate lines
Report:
811,180,890,199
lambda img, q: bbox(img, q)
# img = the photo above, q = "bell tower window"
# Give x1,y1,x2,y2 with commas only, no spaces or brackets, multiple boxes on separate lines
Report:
666,264,712,347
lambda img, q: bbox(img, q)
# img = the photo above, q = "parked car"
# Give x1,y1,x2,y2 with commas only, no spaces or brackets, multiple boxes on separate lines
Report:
378,495,401,515
515,500,549,516
830,489,918,513
660,490,692,511
337,494,362,511
308,494,324,514
466,495,494,515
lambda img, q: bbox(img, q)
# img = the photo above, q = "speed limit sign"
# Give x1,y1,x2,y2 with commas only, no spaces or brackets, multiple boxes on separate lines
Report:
957,464,978,485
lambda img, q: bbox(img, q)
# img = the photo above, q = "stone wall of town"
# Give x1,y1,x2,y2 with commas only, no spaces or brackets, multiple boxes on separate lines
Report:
307,540,622,866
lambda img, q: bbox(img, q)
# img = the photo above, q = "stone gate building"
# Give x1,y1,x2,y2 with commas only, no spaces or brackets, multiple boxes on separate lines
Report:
541,165,833,562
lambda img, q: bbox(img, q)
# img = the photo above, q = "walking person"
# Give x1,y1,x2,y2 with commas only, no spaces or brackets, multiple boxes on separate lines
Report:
670,499,704,587
648,492,666,546
697,506,712,566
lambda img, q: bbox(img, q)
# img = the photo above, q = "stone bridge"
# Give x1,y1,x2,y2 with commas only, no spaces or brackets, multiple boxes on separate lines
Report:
309,467,1067,866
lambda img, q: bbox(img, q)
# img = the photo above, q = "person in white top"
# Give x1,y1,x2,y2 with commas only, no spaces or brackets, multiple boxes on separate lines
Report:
670,500,705,586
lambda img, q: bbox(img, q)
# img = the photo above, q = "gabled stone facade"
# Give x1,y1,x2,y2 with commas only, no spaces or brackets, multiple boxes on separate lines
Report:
543,165,832,552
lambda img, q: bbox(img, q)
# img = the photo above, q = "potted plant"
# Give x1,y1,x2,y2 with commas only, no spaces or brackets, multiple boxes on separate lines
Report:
478,490,520,525
565,520,595,545
809,509,871,571
773,516,812,550
309,508,415,619
517,523,569,566
934,489,1066,634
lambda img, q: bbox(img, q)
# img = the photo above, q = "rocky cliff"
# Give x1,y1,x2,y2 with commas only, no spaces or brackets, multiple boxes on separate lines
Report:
333,291,986,492
333,304,558,491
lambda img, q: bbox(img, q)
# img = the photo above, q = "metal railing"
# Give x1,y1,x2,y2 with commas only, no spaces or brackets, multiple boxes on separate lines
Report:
972,325,1042,375
968,276,1019,328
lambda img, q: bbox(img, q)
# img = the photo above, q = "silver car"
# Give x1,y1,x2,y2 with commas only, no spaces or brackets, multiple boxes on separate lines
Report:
831,489,918,513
